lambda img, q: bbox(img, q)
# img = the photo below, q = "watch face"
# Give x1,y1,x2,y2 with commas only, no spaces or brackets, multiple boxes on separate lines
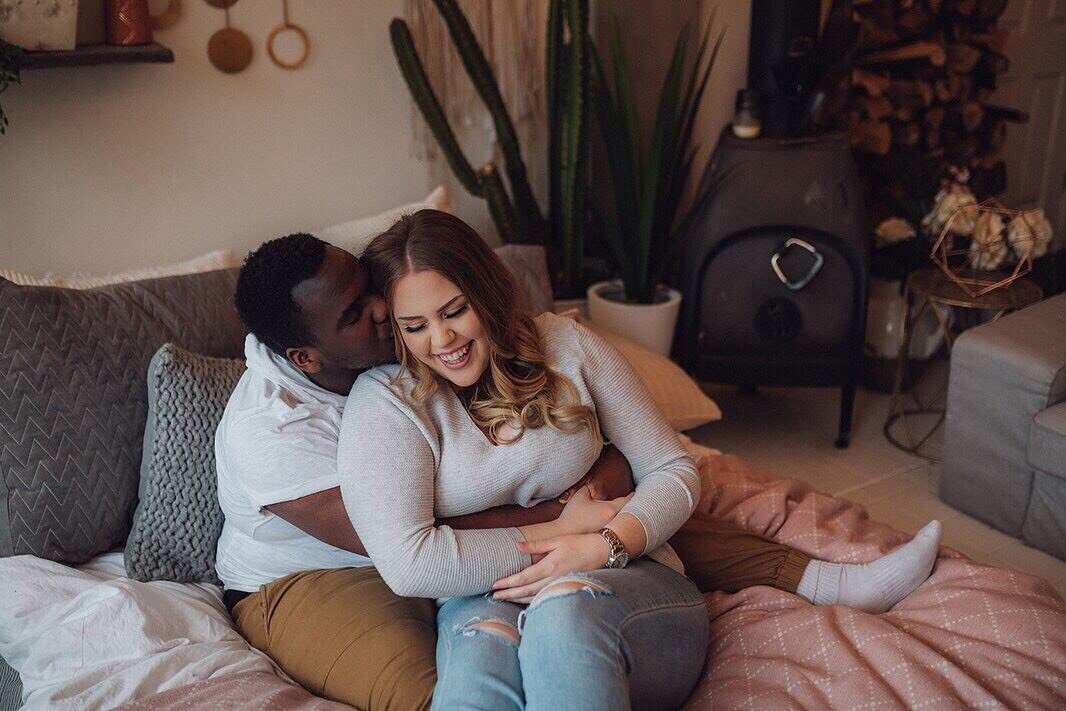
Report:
618,553,629,568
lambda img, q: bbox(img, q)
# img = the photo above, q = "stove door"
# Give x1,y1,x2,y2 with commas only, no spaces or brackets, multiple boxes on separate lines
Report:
693,226,858,385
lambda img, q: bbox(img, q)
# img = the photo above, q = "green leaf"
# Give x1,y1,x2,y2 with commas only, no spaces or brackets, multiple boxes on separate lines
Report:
589,7,724,303
649,146,697,282
480,163,518,244
590,48,636,279
389,18,481,195
546,0,564,247
0,39,21,135
556,0,591,297
675,26,725,186
433,0,543,232
591,43,638,259
607,13,642,196
639,23,689,296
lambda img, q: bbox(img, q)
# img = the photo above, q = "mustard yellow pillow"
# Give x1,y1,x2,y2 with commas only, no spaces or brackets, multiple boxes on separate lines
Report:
557,311,722,431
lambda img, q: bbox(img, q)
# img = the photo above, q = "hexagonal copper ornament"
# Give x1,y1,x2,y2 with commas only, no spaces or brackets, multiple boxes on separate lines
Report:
929,198,1034,298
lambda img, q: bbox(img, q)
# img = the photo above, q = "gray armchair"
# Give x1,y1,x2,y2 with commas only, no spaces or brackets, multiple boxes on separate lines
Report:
941,292,1066,560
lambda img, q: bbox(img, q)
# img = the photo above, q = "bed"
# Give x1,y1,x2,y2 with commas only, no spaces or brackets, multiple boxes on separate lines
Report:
2,442,1063,710
1,221,1063,708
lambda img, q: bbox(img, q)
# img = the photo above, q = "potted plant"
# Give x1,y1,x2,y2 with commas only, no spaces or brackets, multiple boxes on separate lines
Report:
390,0,591,299
0,38,22,136
586,13,722,355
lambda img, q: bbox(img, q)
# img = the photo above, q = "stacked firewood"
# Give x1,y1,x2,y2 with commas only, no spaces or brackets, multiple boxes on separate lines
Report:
822,0,1025,219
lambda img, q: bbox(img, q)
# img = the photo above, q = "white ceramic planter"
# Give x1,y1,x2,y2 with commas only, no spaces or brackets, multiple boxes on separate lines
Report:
587,280,681,356
865,277,951,359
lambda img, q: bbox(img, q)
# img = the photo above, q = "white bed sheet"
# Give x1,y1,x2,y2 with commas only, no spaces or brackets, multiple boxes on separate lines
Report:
0,552,276,710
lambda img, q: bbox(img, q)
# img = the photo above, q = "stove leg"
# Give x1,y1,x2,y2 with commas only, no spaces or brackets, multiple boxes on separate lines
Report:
835,380,856,449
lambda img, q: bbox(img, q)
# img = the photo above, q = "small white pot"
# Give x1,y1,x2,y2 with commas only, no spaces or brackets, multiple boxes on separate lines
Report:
865,277,952,359
587,280,682,356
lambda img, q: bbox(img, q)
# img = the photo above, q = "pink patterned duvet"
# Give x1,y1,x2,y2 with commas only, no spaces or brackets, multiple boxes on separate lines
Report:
683,452,1066,710
121,451,1065,710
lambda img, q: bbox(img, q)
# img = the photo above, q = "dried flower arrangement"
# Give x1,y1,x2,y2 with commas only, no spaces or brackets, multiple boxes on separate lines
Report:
929,196,1052,296
872,165,1053,295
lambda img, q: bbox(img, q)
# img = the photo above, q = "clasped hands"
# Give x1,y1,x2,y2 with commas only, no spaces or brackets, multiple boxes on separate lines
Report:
493,446,636,603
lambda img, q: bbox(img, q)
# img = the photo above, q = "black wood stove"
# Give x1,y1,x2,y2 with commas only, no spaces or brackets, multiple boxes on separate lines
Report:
676,131,868,447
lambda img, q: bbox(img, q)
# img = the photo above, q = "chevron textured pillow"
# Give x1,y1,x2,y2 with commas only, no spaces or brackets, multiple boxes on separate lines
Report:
0,270,246,564
0,653,19,711
125,345,245,584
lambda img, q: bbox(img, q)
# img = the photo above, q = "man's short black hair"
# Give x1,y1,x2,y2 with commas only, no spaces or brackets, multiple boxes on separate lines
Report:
235,233,327,355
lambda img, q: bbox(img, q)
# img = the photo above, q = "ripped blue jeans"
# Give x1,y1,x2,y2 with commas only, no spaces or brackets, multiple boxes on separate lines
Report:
431,559,709,711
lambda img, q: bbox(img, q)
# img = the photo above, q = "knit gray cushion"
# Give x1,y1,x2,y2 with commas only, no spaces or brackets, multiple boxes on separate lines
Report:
0,270,246,564
125,344,245,584
0,654,20,711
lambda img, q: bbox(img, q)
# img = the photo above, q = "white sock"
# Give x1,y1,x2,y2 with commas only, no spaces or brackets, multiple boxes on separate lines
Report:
795,520,942,613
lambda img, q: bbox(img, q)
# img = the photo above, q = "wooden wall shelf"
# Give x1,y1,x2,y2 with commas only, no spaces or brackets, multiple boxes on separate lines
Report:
21,43,174,70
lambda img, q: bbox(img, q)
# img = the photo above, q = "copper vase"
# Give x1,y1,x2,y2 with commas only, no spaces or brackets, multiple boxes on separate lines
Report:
106,0,153,45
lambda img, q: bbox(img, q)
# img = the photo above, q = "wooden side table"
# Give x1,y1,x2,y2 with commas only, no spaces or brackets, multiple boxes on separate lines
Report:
885,267,1043,461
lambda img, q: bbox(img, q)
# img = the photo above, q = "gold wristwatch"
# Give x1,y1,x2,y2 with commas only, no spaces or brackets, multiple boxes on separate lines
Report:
599,527,629,569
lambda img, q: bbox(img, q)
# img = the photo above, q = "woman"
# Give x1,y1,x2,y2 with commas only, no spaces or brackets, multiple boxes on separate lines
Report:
339,208,710,710
338,210,942,710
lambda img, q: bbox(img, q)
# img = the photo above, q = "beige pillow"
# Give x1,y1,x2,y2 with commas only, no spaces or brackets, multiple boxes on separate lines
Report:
0,249,238,289
557,310,722,431
319,186,452,257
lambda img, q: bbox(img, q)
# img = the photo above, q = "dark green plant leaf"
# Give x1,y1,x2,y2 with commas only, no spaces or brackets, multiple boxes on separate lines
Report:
639,24,689,297
432,0,543,228
1,38,24,135
591,6,725,303
607,13,642,194
389,18,482,194
590,43,638,258
546,0,564,249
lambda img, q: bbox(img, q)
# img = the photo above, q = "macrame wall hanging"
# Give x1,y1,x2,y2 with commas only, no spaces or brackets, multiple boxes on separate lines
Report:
403,0,549,212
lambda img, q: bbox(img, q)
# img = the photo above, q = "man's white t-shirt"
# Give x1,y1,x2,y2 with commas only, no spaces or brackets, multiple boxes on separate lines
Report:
214,334,372,592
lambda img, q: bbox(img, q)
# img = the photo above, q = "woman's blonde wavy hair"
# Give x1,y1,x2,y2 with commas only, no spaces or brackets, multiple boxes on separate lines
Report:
363,209,601,446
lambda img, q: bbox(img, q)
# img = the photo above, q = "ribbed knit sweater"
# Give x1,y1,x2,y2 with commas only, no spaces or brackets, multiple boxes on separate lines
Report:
336,312,700,599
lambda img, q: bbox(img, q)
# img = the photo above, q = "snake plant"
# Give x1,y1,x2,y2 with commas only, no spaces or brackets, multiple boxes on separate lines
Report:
591,12,724,304
0,39,22,136
390,0,590,298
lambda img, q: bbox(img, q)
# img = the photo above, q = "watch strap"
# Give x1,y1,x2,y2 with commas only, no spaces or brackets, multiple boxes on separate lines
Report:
598,527,627,568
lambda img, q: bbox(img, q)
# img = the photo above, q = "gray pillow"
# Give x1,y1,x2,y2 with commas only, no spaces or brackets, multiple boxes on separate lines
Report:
0,654,19,711
0,270,246,564
125,345,245,583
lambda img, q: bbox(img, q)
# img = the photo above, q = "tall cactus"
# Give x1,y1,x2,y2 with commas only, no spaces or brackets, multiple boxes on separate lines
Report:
390,0,590,297
0,39,22,136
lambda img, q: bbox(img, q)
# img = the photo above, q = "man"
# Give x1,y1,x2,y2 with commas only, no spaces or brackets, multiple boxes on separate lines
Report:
217,232,941,710
216,233,632,710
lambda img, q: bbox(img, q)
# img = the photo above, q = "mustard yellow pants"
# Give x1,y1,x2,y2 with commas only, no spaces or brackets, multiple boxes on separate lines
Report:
231,514,810,710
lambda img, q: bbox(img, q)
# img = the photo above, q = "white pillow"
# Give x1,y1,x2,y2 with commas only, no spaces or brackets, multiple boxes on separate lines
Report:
558,310,722,432
0,249,238,289
0,552,276,709
319,186,452,257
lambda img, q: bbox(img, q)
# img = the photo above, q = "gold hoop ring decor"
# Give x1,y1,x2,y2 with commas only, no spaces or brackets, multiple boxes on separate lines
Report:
266,22,310,70
150,0,182,30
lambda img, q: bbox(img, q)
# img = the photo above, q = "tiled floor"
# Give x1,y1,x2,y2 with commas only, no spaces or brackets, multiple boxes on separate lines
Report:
686,374,1066,600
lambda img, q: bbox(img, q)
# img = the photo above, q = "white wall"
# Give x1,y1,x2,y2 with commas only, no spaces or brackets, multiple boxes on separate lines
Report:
1,0,439,274
695,0,751,173
1,0,750,275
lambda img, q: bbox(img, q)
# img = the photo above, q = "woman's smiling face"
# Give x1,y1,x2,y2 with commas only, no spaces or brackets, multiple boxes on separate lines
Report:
392,269,489,388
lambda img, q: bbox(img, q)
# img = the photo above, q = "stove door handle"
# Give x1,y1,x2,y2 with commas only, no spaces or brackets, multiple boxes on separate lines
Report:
771,238,824,292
